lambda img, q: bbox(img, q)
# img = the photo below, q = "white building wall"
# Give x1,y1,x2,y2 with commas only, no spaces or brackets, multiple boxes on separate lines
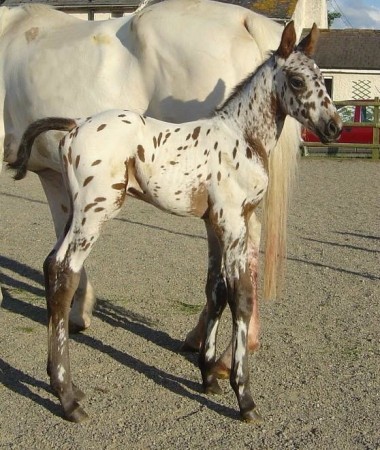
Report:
69,12,132,21
322,71,380,101
293,0,328,37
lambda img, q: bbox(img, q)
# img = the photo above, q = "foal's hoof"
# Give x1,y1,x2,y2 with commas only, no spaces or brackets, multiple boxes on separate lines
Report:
241,408,264,424
66,403,89,423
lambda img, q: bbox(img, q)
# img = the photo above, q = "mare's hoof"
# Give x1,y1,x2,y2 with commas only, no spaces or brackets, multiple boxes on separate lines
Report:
69,321,87,334
241,408,264,424
212,361,230,380
248,341,261,352
204,379,223,396
66,403,89,423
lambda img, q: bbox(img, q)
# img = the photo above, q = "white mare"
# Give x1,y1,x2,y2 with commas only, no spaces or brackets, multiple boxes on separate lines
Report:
0,0,300,366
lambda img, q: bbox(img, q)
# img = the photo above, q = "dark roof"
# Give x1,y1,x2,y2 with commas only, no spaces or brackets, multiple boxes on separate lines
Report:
304,29,380,71
0,0,140,10
0,0,297,18
217,0,297,20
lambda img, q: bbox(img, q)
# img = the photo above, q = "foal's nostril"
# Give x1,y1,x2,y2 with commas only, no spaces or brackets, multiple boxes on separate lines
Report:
327,120,341,138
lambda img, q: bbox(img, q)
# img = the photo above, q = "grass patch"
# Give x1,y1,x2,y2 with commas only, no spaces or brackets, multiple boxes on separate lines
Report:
15,326,35,334
175,301,203,315
7,287,42,302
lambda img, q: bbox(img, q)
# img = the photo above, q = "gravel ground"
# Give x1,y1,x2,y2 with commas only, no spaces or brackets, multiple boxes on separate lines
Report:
0,158,379,449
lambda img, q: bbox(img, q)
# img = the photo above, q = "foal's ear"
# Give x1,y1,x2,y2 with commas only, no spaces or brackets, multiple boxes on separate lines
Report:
277,21,296,59
297,23,320,57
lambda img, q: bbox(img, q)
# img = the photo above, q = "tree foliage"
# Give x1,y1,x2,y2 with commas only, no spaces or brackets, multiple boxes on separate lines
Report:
328,11,342,27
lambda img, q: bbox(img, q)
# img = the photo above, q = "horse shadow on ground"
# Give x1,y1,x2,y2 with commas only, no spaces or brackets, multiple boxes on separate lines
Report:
2,224,378,420
0,256,238,421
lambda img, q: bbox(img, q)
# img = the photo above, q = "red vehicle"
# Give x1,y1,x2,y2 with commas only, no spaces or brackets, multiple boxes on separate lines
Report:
302,102,374,145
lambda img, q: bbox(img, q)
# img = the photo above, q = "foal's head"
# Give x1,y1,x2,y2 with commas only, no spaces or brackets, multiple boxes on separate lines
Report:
274,22,342,143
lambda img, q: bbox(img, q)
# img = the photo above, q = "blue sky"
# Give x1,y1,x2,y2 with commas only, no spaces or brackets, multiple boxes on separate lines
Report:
329,0,380,29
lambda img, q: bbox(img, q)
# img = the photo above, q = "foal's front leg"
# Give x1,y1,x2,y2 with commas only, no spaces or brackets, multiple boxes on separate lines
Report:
184,213,261,371
218,224,262,423
213,214,262,373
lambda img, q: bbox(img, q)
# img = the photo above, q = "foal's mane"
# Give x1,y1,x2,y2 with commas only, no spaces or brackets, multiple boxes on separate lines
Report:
215,51,275,113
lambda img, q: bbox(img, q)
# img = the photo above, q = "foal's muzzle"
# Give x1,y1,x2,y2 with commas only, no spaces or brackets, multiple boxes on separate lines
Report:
317,117,343,144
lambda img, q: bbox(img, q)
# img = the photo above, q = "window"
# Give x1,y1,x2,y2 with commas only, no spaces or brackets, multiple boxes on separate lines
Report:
324,77,333,98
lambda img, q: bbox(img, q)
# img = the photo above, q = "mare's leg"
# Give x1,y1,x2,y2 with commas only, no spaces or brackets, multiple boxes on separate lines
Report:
45,178,126,421
182,305,207,352
198,219,228,394
38,169,96,332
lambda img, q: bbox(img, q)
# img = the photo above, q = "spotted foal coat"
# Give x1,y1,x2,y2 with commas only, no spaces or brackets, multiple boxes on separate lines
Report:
10,22,342,423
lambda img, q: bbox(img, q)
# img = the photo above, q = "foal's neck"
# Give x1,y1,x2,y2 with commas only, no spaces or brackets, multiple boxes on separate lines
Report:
217,56,285,154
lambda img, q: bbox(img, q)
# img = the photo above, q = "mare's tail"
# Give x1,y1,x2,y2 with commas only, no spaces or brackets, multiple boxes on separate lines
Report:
262,118,300,300
8,118,77,180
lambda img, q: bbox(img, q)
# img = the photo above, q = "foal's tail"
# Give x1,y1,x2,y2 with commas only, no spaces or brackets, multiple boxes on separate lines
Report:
8,117,77,180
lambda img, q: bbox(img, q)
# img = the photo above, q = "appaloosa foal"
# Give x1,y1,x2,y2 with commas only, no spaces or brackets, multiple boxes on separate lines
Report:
10,22,341,423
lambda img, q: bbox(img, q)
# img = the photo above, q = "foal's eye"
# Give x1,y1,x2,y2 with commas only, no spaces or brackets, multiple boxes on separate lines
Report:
290,77,305,90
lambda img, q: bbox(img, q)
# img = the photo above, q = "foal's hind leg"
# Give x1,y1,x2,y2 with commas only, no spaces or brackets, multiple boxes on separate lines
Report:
39,169,96,332
198,220,228,394
44,248,87,422
45,180,127,421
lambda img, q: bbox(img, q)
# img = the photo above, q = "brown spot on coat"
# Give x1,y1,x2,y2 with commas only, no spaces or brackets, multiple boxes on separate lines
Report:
97,124,107,132
244,134,269,174
137,145,145,162
190,183,208,217
83,176,94,187
25,27,39,43
230,238,240,250
62,155,68,171
92,159,102,166
112,183,125,190
192,126,201,140
84,203,97,212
